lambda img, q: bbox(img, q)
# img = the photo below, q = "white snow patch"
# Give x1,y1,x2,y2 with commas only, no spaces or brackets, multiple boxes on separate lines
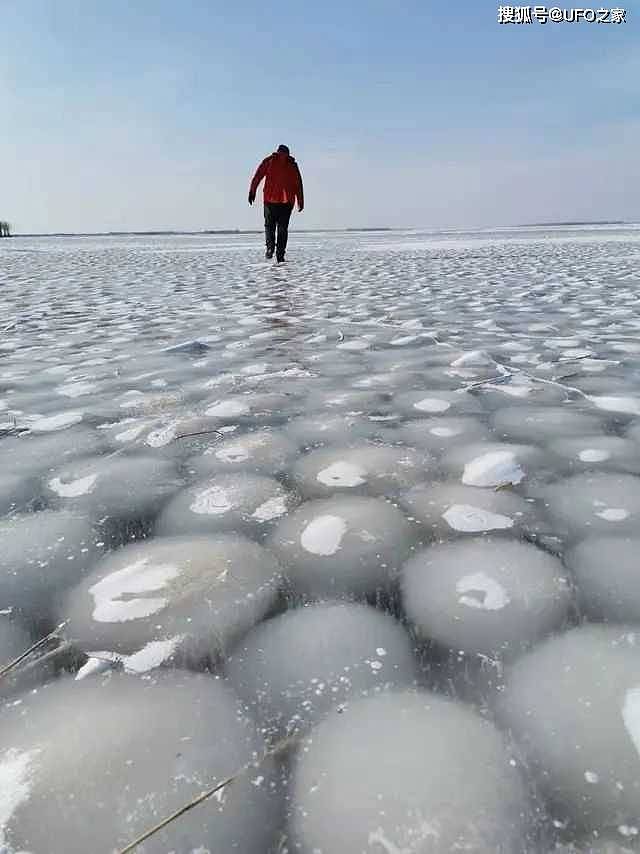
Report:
390,335,419,346
367,828,411,854
450,350,495,368
29,411,83,432
240,362,268,375
48,473,98,498
584,770,600,784
316,460,367,487
251,495,288,522
596,507,629,522
300,515,347,556
579,448,611,463
589,396,640,416
190,485,234,515
462,451,524,487
622,687,640,758
145,421,179,448
457,572,511,611
484,383,532,398
413,398,451,414
90,558,180,622
56,381,97,398
124,636,185,673
75,654,117,680
205,399,249,417
442,504,514,533
429,426,460,438
337,339,369,351
115,423,148,443
0,748,40,845
215,445,251,463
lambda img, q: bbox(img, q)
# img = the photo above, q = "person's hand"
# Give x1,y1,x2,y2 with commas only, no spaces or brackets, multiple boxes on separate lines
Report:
248,192,255,205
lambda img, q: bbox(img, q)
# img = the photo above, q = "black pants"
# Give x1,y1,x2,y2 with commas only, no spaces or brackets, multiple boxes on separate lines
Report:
264,203,293,259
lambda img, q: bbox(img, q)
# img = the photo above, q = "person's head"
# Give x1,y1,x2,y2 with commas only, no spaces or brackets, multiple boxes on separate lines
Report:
276,144,290,157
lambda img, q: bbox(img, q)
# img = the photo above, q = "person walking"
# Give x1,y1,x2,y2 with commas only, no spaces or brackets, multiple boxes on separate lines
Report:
248,145,304,263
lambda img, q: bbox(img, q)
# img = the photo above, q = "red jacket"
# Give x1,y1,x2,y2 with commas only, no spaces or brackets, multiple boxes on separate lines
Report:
249,152,304,208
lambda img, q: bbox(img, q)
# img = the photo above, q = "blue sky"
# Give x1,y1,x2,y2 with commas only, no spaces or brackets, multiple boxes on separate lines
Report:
2,1,638,232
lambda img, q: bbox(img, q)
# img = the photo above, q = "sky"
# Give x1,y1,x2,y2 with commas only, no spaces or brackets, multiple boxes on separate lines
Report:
1,1,639,232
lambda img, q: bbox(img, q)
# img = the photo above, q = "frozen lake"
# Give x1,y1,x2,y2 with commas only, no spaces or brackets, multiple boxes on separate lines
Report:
1,225,640,852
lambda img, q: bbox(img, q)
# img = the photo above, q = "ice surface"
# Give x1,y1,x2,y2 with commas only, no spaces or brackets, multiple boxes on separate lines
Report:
155,472,298,539
269,496,414,599
402,539,570,657
441,440,553,486
62,534,281,665
492,405,605,443
0,511,102,623
187,428,298,476
45,454,182,519
289,690,535,853
0,672,281,853
399,482,538,539
537,472,640,538
565,536,640,622
498,626,640,833
3,226,640,848
226,601,416,742
291,443,432,499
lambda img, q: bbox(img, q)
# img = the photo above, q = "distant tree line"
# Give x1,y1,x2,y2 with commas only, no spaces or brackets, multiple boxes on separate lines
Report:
0,221,11,237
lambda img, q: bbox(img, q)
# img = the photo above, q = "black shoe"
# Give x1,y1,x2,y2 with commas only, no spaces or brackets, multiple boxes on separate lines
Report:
265,248,274,260
276,255,285,264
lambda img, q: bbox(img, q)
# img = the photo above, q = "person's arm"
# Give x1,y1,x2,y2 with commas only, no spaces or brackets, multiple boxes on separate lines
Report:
295,163,304,211
248,157,270,204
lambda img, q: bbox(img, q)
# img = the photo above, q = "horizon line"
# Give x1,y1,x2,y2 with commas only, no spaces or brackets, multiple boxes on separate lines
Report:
3,219,634,239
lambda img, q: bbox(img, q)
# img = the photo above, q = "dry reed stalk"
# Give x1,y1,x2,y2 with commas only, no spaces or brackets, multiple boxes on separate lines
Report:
0,621,68,681
117,733,298,854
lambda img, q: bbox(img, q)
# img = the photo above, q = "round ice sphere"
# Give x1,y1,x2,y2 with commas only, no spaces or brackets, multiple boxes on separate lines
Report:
0,472,40,515
399,482,538,539
268,496,414,600
187,429,298,477
351,369,425,391
476,375,567,409
291,444,431,500
62,534,281,667
155,473,297,539
402,539,570,657
307,388,390,414
289,689,533,854
548,436,640,475
565,536,640,622
138,414,226,456
537,473,640,538
0,672,280,853
285,413,377,449
0,511,102,622
226,601,416,742
204,391,293,424
492,405,604,443
25,409,86,433
441,441,553,487
498,625,640,833
0,427,107,477
394,389,483,417
114,388,185,417
392,416,492,454
44,454,182,520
